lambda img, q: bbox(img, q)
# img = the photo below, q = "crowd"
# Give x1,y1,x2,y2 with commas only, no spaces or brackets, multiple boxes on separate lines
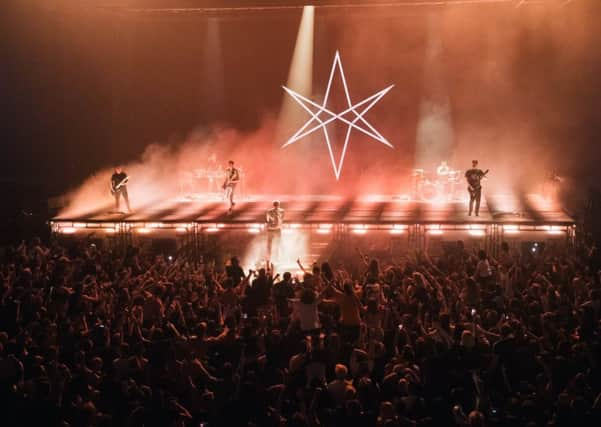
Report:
1,236,600,427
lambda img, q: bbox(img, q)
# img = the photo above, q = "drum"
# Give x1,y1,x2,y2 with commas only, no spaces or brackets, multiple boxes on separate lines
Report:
421,180,438,202
194,168,207,179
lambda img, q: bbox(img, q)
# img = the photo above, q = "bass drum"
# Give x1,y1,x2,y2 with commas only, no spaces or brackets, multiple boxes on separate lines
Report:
420,181,438,202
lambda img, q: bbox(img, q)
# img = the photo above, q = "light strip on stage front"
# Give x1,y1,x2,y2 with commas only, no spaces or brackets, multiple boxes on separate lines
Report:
468,224,486,230
390,224,407,235
546,225,565,235
316,223,333,234
427,224,443,235
351,224,368,235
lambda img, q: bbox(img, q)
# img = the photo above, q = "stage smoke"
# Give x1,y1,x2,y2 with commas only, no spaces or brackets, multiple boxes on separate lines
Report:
415,15,454,170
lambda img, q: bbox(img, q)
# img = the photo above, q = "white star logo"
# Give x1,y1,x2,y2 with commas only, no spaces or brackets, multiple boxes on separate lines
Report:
282,51,394,180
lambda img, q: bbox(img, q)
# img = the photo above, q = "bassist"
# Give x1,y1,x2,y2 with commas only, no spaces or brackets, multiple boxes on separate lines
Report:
111,167,131,213
465,160,488,217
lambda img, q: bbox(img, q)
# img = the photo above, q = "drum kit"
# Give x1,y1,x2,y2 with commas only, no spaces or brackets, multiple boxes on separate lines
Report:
412,162,461,202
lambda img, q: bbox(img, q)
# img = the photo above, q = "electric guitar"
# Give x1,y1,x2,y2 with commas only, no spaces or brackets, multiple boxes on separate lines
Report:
467,169,489,197
110,176,129,195
222,168,239,190
266,209,283,230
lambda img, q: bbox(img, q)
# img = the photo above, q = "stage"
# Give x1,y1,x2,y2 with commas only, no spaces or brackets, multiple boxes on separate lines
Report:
51,192,574,235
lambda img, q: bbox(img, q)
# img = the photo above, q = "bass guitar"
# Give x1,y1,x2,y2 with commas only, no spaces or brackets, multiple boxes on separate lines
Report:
222,168,239,190
467,169,489,197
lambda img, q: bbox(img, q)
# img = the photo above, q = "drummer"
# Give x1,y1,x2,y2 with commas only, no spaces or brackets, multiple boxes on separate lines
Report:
436,161,450,177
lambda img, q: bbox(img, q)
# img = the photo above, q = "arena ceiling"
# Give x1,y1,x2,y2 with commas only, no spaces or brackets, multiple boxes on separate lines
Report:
38,0,578,13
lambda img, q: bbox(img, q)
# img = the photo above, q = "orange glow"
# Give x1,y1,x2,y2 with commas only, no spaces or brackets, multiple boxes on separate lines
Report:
60,227,77,234
390,224,406,234
546,225,565,235
468,229,485,237
136,227,152,234
316,224,333,234
468,224,485,230
427,224,443,235
350,224,368,234
205,226,219,233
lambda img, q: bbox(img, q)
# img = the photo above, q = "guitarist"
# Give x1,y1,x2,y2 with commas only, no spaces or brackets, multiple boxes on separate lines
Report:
111,166,131,213
222,160,240,213
465,160,488,217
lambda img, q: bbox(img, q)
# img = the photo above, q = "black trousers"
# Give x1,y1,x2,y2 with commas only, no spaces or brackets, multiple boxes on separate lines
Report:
114,187,131,212
469,187,481,216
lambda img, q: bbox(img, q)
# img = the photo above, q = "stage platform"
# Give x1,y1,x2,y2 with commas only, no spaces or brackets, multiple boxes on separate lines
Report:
51,193,575,235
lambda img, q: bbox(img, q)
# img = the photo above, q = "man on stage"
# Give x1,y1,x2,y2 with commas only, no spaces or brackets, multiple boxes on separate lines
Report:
465,160,488,217
222,160,240,213
266,200,284,263
111,166,131,213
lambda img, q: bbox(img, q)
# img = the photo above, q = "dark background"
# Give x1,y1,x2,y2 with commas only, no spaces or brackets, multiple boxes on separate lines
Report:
1,0,600,202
